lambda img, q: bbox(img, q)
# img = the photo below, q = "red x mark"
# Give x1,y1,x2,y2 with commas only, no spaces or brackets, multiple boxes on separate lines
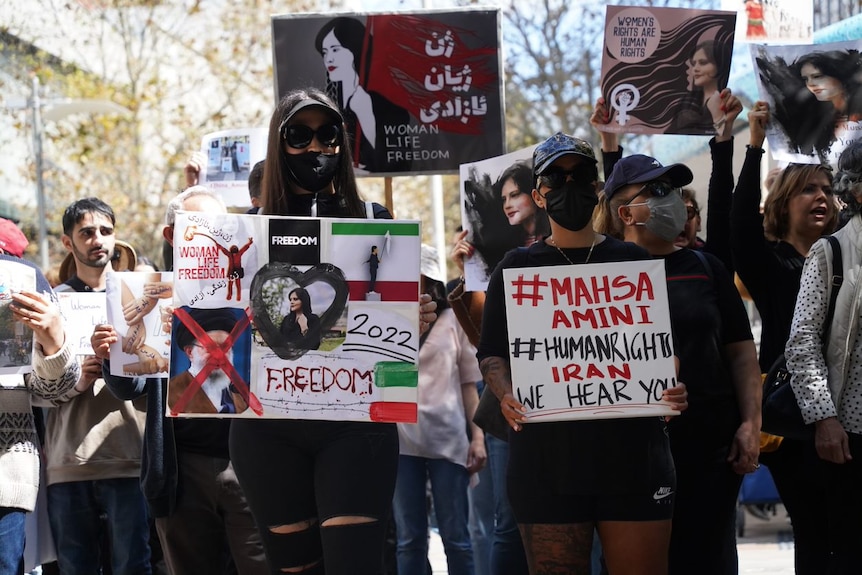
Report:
170,307,263,416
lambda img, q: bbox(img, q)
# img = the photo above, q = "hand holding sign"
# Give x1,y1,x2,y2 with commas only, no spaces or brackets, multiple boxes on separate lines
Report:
91,324,118,360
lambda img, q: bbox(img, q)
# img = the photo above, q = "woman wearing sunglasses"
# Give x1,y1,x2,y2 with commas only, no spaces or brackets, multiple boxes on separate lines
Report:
477,133,689,575
598,154,762,575
229,88,418,575
731,101,839,575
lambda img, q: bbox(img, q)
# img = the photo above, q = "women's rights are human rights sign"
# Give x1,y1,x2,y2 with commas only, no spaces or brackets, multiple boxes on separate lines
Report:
502,259,679,423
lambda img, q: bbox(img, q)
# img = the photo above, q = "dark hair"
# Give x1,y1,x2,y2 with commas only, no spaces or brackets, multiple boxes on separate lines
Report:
315,17,367,71
288,287,313,316
763,163,838,239
249,160,265,200
793,51,862,94
836,140,862,215
692,40,731,93
756,49,862,159
492,161,550,244
62,197,115,235
315,17,371,110
260,88,365,218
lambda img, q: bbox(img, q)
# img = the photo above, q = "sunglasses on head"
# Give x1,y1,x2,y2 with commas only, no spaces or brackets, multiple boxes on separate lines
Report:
282,124,342,149
538,166,595,189
624,181,681,205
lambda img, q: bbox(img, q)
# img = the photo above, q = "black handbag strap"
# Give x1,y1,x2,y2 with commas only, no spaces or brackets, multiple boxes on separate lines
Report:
823,235,843,341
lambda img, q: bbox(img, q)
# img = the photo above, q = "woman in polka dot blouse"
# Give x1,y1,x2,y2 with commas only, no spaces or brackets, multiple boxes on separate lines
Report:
785,139,862,573
731,102,839,575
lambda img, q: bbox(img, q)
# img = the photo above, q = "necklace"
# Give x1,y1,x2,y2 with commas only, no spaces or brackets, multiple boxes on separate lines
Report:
548,234,597,265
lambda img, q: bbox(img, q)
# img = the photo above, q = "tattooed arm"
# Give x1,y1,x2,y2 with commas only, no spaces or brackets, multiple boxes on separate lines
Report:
479,355,527,432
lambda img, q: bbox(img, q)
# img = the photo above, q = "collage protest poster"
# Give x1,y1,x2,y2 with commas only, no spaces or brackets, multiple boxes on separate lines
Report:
168,211,421,422
0,260,35,375
198,128,268,208
599,5,737,136
272,9,505,176
751,38,862,166
502,260,679,423
105,272,172,377
721,0,812,44
459,144,537,292
57,292,106,356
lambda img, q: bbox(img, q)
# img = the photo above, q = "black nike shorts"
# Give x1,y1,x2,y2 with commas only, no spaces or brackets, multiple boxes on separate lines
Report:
506,418,676,523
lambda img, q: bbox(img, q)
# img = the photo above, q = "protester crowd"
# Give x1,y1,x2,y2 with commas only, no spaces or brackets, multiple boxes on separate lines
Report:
2,52,862,575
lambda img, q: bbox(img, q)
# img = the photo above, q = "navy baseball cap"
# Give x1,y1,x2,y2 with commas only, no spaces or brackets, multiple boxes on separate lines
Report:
533,132,597,177
603,154,693,200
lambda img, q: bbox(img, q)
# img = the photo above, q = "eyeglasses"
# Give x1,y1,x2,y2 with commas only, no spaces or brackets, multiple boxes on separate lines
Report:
282,124,341,149
624,181,681,206
686,206,700,221
537,166,595,189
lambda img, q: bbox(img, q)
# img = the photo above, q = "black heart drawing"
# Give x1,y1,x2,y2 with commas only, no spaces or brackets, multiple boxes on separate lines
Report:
250,262,349,360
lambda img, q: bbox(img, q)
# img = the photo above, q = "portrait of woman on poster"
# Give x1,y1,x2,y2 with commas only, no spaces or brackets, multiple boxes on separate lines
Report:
463,160,550,280
756,49,862,160
315,16,411,173
279,286,321,350
600,13,735,136
669,40,733,135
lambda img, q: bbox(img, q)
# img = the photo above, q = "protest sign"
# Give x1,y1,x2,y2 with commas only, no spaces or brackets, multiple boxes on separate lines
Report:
721,0,812,44
57,292,106,357
0,261,35,375
106,272,172,377
272,9,505,176
502,259,678,422
198,128,267,208
751,38,862,166
599,5,736,136
169,211,421,422
459,145,537,292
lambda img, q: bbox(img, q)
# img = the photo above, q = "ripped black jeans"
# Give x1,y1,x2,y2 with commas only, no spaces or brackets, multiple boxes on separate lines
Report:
230,419,398,575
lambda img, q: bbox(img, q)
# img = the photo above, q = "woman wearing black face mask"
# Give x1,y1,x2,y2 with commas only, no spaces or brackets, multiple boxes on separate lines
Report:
229,88,428,575
476,132,689,575
599,154,762,575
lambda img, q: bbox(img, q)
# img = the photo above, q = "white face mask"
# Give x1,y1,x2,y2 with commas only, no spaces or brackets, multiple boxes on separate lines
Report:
628,193,688,242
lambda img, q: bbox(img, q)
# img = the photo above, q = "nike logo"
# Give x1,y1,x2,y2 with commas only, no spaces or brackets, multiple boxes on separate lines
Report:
653,487,673,500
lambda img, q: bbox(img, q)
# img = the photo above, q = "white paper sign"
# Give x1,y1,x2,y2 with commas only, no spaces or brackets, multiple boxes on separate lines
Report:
502,259,679,422
0,261,36,375
199,128,268,208
57,292,107,357
106,272,172,377
459,144,538,292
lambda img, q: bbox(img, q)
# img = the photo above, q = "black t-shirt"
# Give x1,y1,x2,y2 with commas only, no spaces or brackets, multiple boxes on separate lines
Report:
662,249,753,451
477,235,651,363
172,417,231,459
477,236,673,479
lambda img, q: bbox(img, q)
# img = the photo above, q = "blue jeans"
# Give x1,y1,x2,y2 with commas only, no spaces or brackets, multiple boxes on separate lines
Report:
468,452,494,575
487,435,528,575
393,455,474,575
0,508,25,575
47,478,151,575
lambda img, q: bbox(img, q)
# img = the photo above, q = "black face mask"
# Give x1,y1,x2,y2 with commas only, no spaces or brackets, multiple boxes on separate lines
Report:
285,151,339,192
543,179,598,232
